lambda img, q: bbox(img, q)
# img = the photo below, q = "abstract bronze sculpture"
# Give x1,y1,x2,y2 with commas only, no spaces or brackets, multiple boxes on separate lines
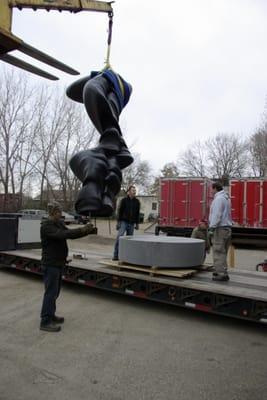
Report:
66,69,133,216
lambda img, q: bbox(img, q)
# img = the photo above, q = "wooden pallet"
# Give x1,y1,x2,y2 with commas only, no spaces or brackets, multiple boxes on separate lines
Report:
99,259,199,278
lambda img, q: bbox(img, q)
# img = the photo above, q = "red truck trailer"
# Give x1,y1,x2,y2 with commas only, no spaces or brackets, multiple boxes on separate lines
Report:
158,178,212,228
155,177,267,246
230,179,267,227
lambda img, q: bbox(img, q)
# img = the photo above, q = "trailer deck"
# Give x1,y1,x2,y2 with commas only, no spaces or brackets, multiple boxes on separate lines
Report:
0,248,267,324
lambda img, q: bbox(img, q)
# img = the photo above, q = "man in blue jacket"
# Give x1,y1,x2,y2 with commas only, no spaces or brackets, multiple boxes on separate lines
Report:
209,182,232,281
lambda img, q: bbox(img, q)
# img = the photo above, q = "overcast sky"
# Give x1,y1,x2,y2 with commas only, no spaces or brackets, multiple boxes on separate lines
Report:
3,0,267,173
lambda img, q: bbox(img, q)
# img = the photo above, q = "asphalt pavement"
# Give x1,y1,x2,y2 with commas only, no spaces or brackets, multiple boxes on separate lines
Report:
1,226,267,400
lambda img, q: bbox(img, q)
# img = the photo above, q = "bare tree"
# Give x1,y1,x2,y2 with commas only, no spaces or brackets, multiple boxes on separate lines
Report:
149,176,160,197
121,153,153,194
0,69,38,210
177,141,207,177
148,163,179,197
160,162,179,178
29,91,96,209
0,69,100,211
16,89,48,201
49,99,98,209
32,88,64,206
249,128,267,177
205,133,248,179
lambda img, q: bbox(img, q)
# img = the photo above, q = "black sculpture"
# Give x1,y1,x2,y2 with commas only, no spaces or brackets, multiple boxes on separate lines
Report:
66,69,133,217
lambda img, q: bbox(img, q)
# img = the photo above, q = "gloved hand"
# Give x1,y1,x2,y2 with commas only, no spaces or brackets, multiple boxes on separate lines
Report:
208,228,214,238
82,223,96,234
116,222,121,231
135,224,139,230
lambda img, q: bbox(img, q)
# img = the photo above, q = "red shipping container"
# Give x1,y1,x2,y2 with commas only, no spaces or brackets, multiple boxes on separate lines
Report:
263,181,267,227
229,179,267,227
230,180,244,226
159,178,211,228
246,180,261,227
159,178,267,229
159,178,267,228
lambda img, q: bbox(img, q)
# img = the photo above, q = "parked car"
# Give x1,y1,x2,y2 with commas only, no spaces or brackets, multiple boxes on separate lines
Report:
18,209,47,218
68,212,91,225
75,215,91,225
61,212,76,225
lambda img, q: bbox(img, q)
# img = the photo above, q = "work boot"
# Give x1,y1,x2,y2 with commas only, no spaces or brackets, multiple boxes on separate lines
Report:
40,323,61,332
212,272,229,282
51,315,64,324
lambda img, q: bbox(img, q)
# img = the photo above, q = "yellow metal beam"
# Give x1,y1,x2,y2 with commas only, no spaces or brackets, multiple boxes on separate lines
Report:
80,1,113,13
0,1,12,31
0,53,59,80
8,0,113,13
0,0,114,79
0,27,22,54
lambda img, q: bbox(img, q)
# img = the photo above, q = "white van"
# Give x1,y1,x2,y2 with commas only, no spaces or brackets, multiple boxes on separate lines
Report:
18,209,47,217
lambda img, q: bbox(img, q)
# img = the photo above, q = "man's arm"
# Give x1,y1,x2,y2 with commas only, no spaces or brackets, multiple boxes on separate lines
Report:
205,231,211,251
191,227,198,238
209,198,224,227
115,198,124,230
41,223,94,240
135,199,140,229
117,198,125,222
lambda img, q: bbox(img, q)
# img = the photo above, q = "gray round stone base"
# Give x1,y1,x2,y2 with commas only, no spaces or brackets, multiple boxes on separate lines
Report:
118,235,205,268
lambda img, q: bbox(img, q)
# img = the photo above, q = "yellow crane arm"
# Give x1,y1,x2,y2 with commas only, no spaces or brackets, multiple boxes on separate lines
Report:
0,0,114,80
9,1,113,13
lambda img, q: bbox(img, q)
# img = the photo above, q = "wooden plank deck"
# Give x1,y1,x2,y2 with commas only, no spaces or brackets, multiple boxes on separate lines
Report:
99,259,198,278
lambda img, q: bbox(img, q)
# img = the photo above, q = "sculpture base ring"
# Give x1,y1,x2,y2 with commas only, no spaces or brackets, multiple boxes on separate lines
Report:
118,235,205,268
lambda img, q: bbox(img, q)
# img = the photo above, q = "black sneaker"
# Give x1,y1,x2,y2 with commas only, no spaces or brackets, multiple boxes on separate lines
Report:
112,257,118,261
40,323,61,332
212,273,229,282
51,315,64,324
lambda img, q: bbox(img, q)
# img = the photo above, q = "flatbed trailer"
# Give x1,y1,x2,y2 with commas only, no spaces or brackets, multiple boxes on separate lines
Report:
155,224,267,248
0,249,267,325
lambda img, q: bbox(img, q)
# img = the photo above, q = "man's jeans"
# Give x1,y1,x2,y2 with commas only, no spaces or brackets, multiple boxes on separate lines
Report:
212,227,231,274
113,221,134,259
40,266,62,325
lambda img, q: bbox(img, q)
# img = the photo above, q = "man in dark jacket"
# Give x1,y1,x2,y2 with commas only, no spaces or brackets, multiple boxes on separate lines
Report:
40,202,95,332
112,185,140,261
